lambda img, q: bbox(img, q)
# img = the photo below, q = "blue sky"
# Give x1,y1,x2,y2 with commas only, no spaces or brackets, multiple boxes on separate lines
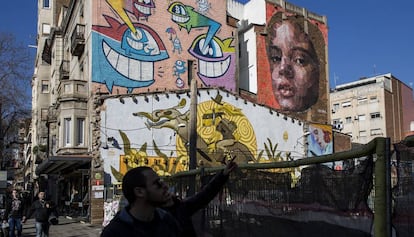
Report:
1,0,413,89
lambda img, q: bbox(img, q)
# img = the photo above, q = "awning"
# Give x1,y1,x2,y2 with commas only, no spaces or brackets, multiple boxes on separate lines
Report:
35,155,92,175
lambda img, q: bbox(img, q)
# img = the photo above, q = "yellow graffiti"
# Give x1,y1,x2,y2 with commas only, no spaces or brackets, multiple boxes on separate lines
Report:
106,0,136,34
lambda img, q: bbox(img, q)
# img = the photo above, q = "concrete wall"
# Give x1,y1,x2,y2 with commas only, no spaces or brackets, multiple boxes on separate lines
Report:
91,0,236,94
100,89,305,183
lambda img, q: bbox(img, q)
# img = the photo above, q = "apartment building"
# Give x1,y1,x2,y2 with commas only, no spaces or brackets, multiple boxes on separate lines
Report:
330,73,414,145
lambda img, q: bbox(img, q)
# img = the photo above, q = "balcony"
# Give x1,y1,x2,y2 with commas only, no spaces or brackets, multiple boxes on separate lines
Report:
57,79,88,102
59,60,69,80
71,24,85,56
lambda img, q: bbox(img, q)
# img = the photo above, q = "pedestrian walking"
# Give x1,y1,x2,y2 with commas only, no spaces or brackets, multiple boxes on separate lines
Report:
3,189,27,237
24,191,57,237
101,167,181,237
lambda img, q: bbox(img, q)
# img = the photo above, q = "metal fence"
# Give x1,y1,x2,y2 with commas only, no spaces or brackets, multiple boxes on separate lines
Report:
166,137,414,237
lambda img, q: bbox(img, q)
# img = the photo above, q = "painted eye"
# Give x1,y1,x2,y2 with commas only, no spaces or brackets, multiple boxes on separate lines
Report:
195,38,222,58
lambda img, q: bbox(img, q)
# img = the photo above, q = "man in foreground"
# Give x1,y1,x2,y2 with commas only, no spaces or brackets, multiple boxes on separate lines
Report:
101,167,181,236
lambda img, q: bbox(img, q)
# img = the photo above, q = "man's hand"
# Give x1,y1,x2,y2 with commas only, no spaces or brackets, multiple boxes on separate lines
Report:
223,155,238,176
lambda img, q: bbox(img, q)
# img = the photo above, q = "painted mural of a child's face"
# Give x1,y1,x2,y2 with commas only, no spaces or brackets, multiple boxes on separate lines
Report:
268,20,320,112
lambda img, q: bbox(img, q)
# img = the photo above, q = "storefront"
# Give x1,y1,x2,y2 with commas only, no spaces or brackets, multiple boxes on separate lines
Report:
35,155,91,220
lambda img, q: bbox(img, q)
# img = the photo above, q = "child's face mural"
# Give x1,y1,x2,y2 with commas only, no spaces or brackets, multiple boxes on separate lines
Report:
268,21,319,112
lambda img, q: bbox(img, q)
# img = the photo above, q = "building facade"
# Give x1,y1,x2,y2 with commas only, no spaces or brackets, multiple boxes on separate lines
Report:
330,73,414,145
30,0,335,224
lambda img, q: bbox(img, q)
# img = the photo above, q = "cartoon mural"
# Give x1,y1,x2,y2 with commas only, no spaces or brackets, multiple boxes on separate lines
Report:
100,89,306,183
92,0,236,94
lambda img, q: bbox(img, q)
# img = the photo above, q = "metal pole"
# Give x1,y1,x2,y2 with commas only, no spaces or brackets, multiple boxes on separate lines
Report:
385,137,392,237
188,79,197,196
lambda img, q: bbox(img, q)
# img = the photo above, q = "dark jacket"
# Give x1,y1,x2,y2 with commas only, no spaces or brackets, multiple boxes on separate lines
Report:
26,199,56,223
163,170,229,237
4,196,26,220
101,206,181,237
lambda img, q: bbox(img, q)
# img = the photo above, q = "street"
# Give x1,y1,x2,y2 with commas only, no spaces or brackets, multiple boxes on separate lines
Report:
12,217,102,237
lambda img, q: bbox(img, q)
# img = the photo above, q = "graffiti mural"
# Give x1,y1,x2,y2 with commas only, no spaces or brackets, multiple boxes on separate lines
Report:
307,123,333,157
100,89,305,182
255,2,328,123
92,0,236,94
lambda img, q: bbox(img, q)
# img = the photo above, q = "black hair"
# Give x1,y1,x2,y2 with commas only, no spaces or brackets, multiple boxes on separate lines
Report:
122,166,153,204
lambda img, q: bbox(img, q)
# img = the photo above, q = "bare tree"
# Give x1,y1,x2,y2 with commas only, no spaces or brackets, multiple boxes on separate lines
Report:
0,32,32,169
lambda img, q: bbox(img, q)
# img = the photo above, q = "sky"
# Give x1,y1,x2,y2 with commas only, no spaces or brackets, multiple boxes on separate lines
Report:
0,0,413,89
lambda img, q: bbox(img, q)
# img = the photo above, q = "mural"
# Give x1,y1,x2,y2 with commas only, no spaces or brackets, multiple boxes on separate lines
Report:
100,89,306,183
92,0,236,94
307,123,333,156
258,3,328,123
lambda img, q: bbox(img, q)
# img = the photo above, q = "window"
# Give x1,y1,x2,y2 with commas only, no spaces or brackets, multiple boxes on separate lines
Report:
41,80,49,93
370,128,382,136
370,96,378,103
43,0,50,8
357,97,368,104
41,109,48,121
64,118,71,146
370,112,381,119
332,103,339,113
345,117,352,123
76,118,85,146
42,23,51,34
358,114,366,121
341,101,351,108
359,130,367,137
333,119,340,124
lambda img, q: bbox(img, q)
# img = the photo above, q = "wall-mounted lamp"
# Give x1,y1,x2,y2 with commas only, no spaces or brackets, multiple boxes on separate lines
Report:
144,95,149,102
119,97,125,104
154,94,159,101
132,96,138,104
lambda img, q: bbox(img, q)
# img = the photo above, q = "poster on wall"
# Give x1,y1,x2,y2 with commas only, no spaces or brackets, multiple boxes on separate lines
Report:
307,123,333,157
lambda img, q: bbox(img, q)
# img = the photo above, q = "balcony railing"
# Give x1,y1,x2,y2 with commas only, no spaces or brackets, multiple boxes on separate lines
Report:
71,24,85,56
59,60,69,80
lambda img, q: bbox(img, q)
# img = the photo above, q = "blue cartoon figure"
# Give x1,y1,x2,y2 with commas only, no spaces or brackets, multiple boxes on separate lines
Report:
173,60,186,88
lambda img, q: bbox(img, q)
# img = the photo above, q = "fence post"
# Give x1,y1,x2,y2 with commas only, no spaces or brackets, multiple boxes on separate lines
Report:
374,137,391,237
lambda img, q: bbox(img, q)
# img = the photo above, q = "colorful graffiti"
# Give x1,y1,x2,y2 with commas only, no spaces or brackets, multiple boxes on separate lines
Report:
102,90,305,179
92,0,236,94
307,123,333,157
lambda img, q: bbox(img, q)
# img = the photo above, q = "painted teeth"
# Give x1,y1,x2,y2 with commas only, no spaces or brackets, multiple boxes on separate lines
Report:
172,14,189,23
103,41,153,81
134,4,151,15
199,57,230,77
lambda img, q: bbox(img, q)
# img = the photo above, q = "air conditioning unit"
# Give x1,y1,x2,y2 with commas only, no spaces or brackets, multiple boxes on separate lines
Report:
333,123,344,131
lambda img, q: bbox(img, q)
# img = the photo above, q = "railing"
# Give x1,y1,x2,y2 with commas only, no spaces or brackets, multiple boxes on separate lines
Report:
59,60,69,80
71,24,85,56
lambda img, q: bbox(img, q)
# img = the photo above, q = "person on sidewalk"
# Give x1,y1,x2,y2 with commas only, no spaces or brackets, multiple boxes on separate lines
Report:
162,157,238,237
3,189,27,237
24,191,57,237
101,167,181,237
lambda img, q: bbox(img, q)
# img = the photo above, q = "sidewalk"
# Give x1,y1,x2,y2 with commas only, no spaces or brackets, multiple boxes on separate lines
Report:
17,217,102,237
